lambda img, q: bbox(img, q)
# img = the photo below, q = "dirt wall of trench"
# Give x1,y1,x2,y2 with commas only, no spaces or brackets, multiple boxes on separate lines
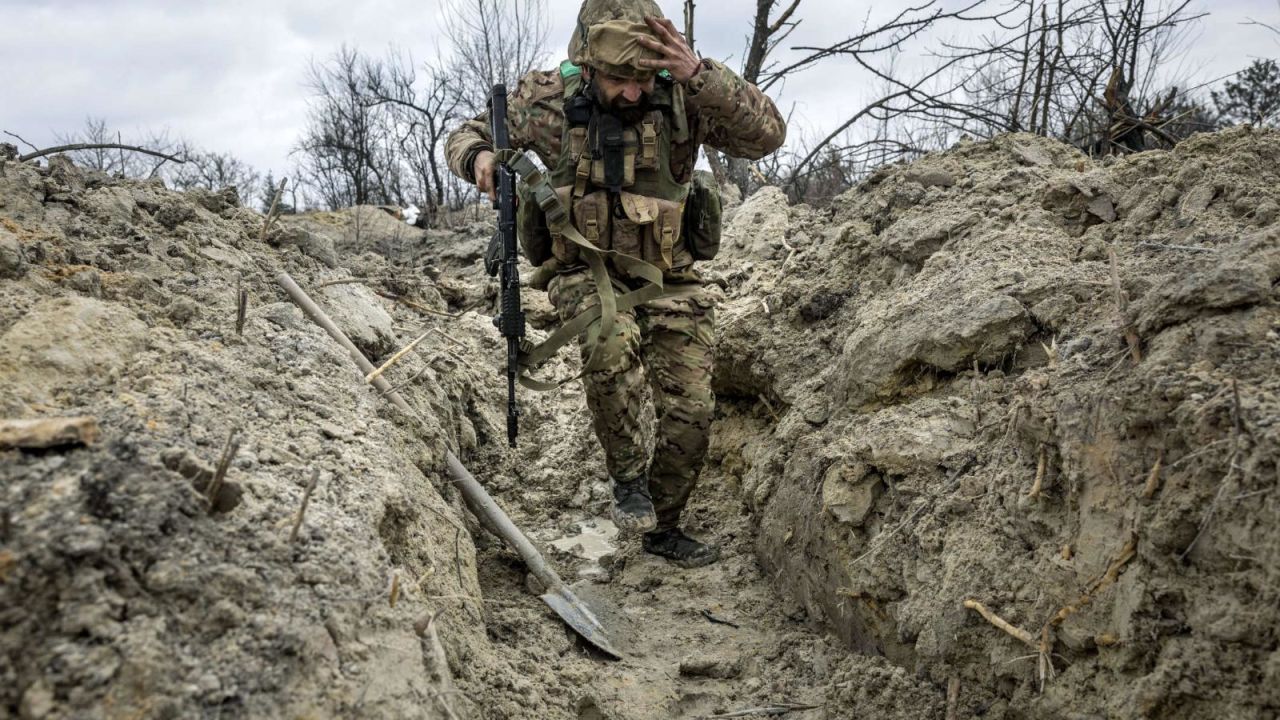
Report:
708,128,1280,719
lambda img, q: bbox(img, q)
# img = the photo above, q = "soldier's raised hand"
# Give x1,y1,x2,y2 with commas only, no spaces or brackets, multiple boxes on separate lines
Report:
635,16,702,84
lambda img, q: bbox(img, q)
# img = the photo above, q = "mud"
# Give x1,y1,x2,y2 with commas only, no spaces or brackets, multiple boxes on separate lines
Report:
1,127,1276,720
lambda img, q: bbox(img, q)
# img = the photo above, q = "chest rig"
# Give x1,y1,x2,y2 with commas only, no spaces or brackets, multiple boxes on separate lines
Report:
546,61,693,273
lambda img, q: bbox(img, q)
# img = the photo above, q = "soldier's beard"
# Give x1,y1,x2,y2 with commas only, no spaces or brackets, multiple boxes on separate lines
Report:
588,79,651,125
607,96,650,125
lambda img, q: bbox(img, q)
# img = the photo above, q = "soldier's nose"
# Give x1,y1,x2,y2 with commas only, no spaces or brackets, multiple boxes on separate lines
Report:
622,82,643,103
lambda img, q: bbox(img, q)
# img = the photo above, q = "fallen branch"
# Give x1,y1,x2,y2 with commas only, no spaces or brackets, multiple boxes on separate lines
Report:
17,142,188,165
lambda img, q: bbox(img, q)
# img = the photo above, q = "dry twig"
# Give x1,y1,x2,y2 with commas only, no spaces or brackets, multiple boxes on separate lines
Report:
289,468,321,543
259,176,288,243
1108,247,1142,364
206,430,241,511
235,276,249,336
365,329,433,384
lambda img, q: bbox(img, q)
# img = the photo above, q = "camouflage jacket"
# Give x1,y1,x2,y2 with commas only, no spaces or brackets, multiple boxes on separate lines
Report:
445,58,786,187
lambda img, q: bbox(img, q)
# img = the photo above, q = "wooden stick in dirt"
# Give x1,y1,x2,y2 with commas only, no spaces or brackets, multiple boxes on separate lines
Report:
235,276,249,336
1108,247,1142,363
260,177,288,243
365,329,434,385
206,429,241,510
289,468,320,543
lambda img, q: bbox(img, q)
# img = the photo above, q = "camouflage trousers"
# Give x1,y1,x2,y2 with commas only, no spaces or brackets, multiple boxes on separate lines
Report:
547,270,717,530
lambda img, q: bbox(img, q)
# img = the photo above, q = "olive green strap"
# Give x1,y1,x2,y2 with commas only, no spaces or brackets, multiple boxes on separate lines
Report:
504,150,696,391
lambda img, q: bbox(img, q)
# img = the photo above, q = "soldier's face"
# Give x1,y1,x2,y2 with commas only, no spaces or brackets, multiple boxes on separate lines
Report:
590,70,655,110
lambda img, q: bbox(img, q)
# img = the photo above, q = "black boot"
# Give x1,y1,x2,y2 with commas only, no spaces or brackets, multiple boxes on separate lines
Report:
611,475,657,535
642,528,720,568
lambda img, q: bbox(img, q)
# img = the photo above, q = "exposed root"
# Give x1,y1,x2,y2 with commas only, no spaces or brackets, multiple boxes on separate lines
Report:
205,429,241,512
946,677,961,720
1047,533,1138,629
963,599,1037,647
1027,445,1048,499
388,569,402,608
1108,247,1142,364
1141,453,1163,500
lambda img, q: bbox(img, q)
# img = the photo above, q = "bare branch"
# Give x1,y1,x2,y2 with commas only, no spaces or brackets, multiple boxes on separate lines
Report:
18,142,188,165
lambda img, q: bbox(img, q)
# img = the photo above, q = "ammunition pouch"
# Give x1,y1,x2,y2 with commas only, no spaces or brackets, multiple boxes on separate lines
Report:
683,170,722,261
516,182,553,266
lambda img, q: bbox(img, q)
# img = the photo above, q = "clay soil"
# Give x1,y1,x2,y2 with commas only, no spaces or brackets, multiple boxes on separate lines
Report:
1,128,1277,720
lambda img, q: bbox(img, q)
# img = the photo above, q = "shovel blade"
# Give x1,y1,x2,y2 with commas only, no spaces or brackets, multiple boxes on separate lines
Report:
541,584,625,660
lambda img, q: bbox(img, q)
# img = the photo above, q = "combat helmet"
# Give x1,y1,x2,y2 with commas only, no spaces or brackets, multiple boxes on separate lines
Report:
568,0,666,80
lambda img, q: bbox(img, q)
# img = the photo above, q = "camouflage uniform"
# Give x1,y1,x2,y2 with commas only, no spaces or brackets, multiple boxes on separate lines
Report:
445,4,785,530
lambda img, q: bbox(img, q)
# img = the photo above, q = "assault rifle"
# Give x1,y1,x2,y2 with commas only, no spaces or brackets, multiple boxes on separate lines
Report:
483,84,525,447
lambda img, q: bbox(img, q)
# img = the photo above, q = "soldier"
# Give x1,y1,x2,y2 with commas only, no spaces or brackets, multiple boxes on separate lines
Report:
446,0,785,568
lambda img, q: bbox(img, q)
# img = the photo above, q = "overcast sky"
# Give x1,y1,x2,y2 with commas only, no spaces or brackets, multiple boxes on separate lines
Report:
2,0,1277,182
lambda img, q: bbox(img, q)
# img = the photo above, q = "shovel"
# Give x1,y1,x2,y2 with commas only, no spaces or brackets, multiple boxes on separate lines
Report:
445,454,624,659
277,272,625,660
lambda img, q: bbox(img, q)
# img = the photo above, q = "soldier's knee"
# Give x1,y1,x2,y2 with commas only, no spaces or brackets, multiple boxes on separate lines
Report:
670,384,715,429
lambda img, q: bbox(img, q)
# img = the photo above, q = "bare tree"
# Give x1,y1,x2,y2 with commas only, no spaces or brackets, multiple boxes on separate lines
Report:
1213,59,1280,127
442,0,550,116
769,0,1207,202
170,150,261,206
361,50,467,218
293,46,403,210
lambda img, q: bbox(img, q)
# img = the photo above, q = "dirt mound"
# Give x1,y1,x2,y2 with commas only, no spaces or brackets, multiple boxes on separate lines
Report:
711,128,1280,718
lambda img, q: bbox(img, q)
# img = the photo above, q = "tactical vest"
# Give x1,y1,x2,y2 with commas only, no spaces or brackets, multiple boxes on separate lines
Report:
518,61,719,276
